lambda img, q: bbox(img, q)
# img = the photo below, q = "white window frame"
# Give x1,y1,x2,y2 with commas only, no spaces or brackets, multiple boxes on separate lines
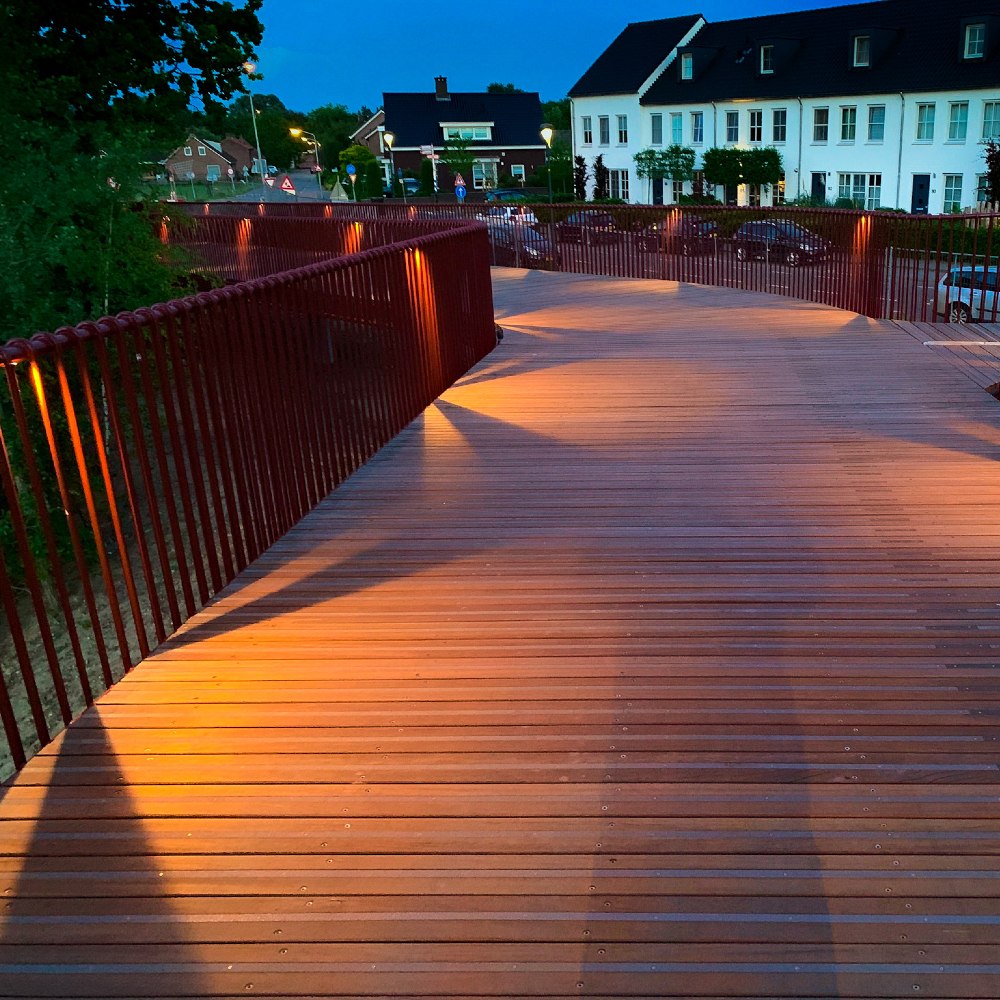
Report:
691,111,704,144
670,113,683,145
650,113,663,146
183,146,192,156
206,164,221,181
671,179,684,202
965,23,986,59
949,101,969,141
943,174,963,211
915,103,935,142
772,108,787,143
617,114,628,145
471,160,498,190
443,124,491,141
760,45,774,74
598,116,610,145
726,110,739,143
984,102,1000,140
867,105,885,142
749,109,763,143
197,145,207,156
609,169,630,201
813,107,829,142
853,35,870,67
510,164,525,183
838,171,882,209
680,53,693,80
976,173,990,204
841,106,857,142
581,116,592,145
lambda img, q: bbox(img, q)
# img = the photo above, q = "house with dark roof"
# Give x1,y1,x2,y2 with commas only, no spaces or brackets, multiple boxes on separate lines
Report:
164,135,257,183
570,0,1000,211
381,77,546,193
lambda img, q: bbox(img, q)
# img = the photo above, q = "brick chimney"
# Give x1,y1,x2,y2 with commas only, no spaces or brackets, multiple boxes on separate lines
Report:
434,76,450,101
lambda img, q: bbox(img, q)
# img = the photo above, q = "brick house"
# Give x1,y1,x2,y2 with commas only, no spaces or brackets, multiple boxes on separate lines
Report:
164,134,256,183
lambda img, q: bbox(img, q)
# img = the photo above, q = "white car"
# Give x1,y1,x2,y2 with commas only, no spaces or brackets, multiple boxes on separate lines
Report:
936,265,999,324
475,204,538,226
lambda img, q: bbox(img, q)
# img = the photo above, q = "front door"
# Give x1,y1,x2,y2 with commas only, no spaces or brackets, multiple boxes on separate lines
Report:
811,172,826,202
911,175,930,214
652,178,664,205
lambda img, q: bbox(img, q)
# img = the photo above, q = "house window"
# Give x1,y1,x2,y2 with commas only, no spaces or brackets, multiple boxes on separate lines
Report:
617,115,628,144
976,173,990,203
206,164,221,181
949,101,969,141
984,102,1000,140
760,45,774,73
943,174,963,212
443,125,491,141
651,113,663,145
197,145,207,156
749,109,763,142
726,111,739,143
965,23,986,58
748,184,762,207
915,103,935,141
183,146,192,156
680,53,693,79
853,35,870,67
511,164,526,183
838,172,882,209
813,107,829,142
471,161,498,190
841,106,857,141
772,108,787,143
582,116,593,144
868,105,885,142
691,111,704,144
671,113,683,145
672,179,684,202
774,173,786,204
599,116,610,145
609,169,630,201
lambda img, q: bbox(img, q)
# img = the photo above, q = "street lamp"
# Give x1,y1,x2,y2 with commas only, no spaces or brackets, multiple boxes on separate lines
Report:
242,61,269,196
383,130,405,203
290,127,324,196
540,124,554,205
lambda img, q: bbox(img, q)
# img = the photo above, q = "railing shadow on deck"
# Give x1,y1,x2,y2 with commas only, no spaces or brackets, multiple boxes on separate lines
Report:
1,219,498,777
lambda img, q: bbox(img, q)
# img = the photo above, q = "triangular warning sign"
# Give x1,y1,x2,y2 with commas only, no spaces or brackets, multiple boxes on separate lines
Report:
279,174,296,194
263,176,275,187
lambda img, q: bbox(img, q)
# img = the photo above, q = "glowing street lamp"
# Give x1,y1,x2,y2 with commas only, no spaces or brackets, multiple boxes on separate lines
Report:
290,127,324,195
242,61,269,196
383,129,406,204
540,124,555,205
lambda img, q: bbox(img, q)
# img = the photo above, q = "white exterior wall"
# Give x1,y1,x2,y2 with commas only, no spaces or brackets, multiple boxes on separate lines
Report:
598,87,999,211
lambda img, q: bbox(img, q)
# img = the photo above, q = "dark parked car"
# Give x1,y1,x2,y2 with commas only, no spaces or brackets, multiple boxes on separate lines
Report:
486,222,560,269
636,215,719,255
486,188,531,203
556,210,619,245
731,219,831,266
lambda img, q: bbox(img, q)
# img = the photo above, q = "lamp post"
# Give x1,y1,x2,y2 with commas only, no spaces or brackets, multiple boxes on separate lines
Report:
242,61,269,198
290,128,323,196
540,124,554,204
383,130,405,204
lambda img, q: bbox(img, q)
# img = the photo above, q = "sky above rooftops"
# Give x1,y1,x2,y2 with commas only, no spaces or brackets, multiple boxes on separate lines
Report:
254,0,846,112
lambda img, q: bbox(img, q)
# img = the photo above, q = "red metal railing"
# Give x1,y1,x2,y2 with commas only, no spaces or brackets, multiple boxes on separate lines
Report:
0,221,496,774
189,201,999,324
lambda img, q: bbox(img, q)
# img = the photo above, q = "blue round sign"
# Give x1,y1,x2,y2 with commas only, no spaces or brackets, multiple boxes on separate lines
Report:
345,163,356,176
455,185,467,199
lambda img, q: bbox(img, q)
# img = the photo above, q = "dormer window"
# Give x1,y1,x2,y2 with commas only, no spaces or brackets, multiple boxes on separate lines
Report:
965,22,986,58
442,124,492,141
680,52,693,79
853,34,871,67
760,44,774,73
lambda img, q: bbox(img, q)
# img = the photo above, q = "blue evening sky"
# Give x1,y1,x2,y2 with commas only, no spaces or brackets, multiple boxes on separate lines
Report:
254,0,842,113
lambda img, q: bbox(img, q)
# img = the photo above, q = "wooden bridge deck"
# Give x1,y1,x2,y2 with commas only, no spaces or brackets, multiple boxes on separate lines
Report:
2,270,1000,998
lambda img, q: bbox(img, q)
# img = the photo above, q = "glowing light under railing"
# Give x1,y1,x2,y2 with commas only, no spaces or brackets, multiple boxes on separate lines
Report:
852,213,871,256
343,221,363,256
405,248,442,385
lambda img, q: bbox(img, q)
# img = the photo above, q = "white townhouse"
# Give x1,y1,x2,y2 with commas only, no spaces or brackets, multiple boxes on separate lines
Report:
569,0,1000,212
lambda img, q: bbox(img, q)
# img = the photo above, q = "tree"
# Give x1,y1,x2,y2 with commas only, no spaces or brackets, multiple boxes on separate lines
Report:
984,140,1000,206
305,104,363,168
542,98,571,132
573,156,589,202
548,140,573,194
487,83,525,93
338,144,381,199
741,147,783,188
440,137,475,187
592,155,609,200
702,147,782,196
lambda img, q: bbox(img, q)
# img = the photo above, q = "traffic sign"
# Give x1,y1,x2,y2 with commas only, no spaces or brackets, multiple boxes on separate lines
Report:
279,174,296,194
455,185,467,201
346,163,356,176
227,167,234,177
454,173,465,187
263,176,275,187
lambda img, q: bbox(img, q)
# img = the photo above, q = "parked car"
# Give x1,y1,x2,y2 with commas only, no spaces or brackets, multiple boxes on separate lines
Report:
936,265,999,324
476,204,539,226
731,219,831,266
486,188,531,203
556,210,620,245
486,222,559,269
636,215,719,255
384,177,421,196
